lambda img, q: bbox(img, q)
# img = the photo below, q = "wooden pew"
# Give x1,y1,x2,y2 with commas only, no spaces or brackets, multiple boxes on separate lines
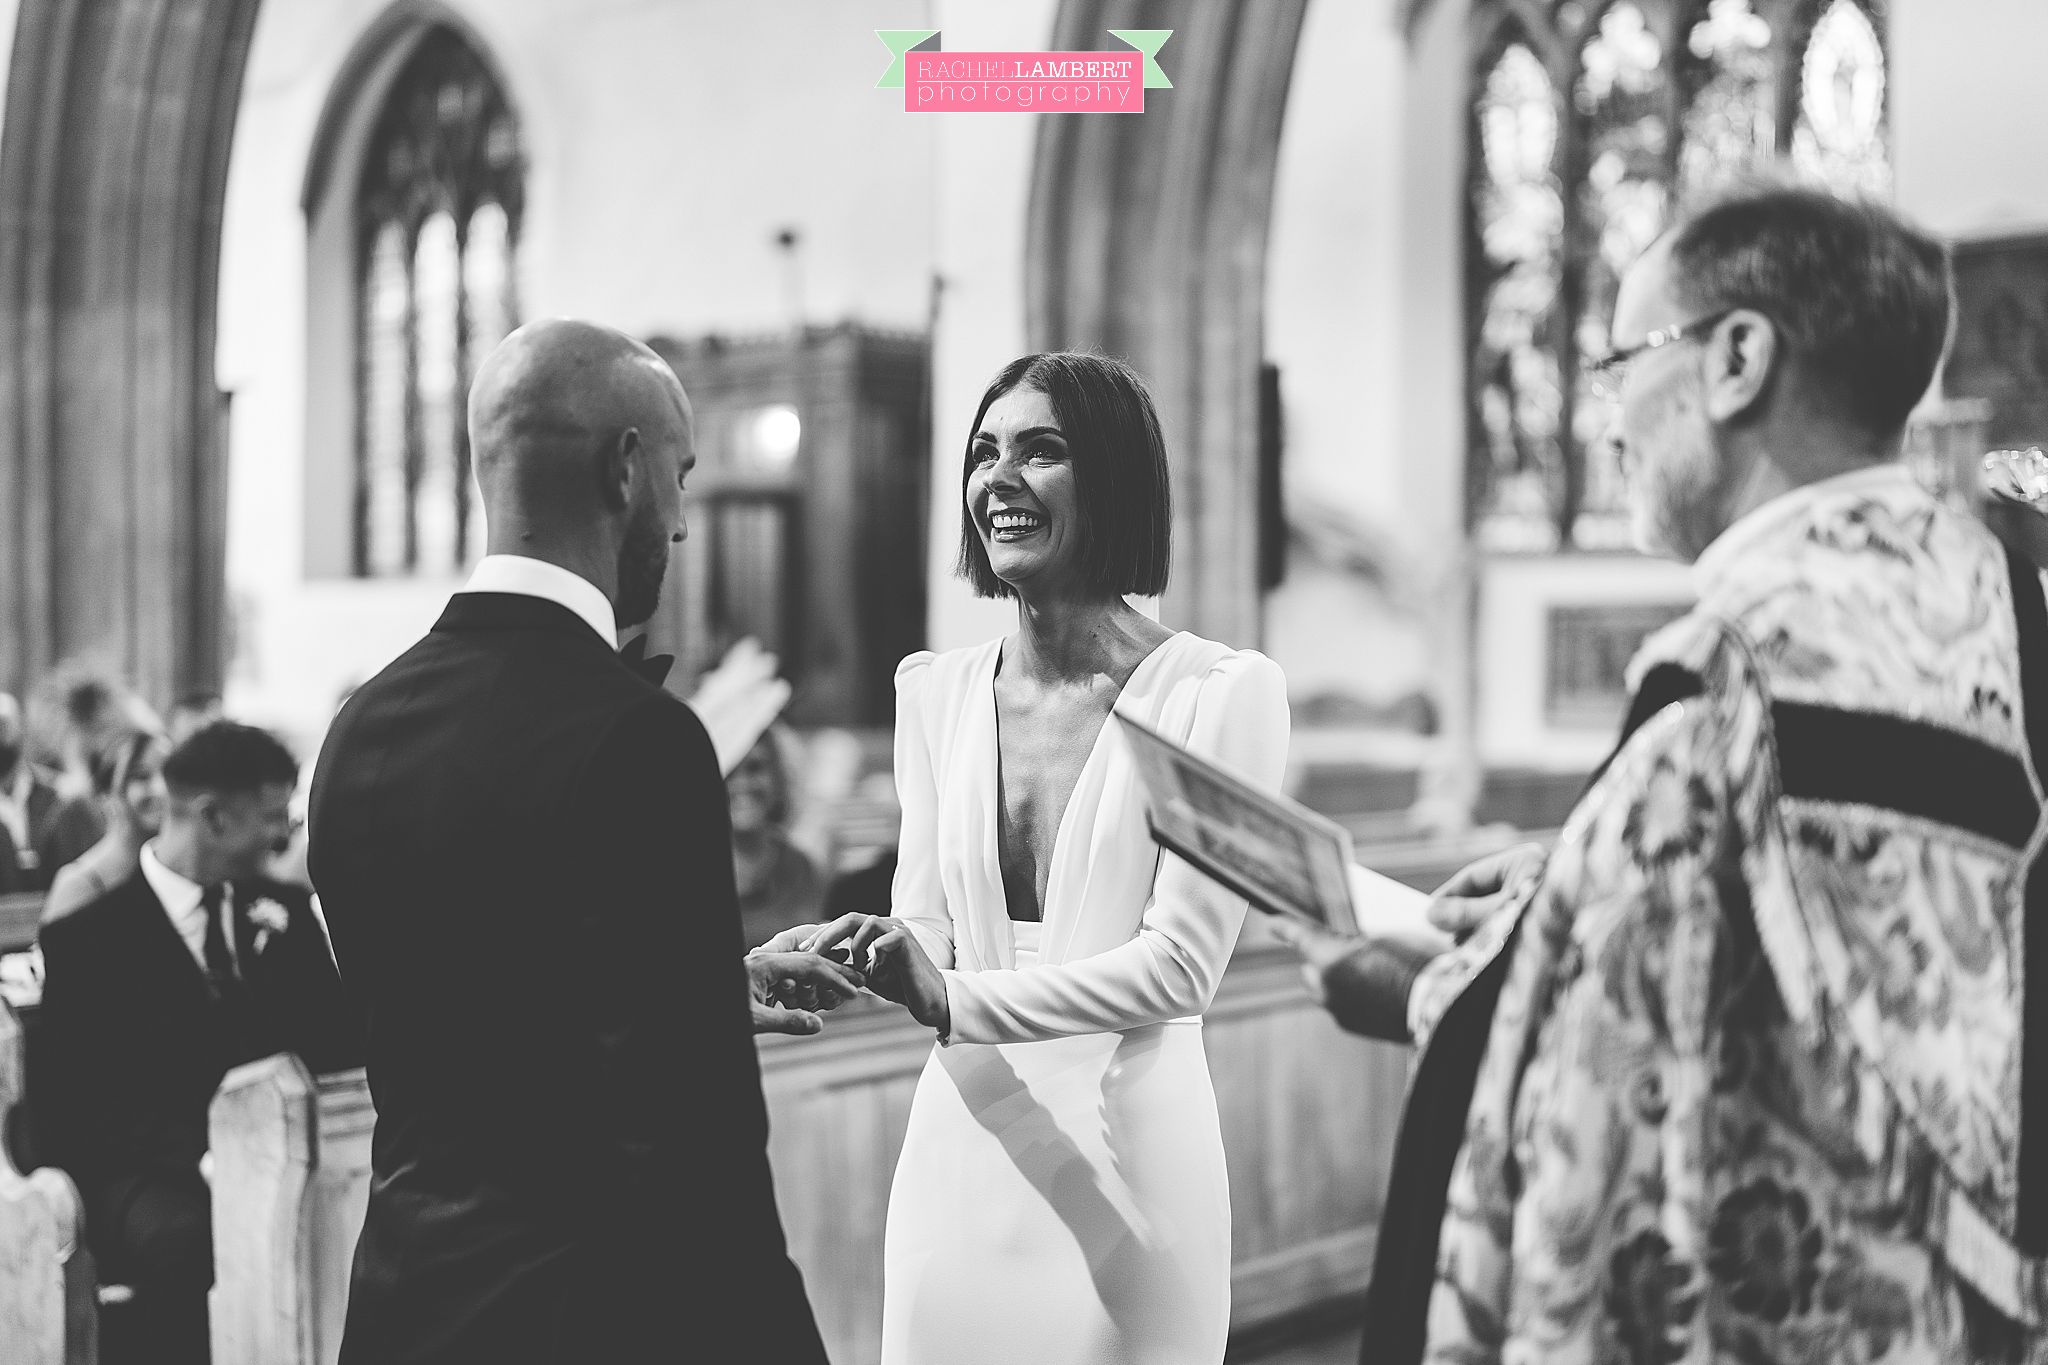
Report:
0,996,98,1365
207,1056,372,1365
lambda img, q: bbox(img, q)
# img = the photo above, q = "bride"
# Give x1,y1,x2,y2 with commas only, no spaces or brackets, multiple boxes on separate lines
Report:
795,352,1288,1364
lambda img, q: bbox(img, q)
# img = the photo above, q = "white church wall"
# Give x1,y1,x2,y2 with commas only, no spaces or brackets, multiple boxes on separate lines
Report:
1262,0,1432,727
1891,0,2048,239
924,0,1059,656
216,0,938,745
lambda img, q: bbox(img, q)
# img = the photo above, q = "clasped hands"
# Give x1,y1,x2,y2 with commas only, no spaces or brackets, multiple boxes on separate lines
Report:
751,914,948,1036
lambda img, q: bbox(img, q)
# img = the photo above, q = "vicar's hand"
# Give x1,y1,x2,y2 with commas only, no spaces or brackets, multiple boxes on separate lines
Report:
1427,841,1547,938
746,951,865,1036
806,914,949,1034
1269,917,1434,1043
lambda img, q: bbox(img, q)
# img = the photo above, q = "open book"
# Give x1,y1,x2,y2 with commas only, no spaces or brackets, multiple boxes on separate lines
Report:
1115,712,1434,940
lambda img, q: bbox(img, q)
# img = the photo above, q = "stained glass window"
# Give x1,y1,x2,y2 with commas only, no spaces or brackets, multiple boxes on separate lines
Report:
1680,0,1775,197
353,28,522,577
1573,4,1671,544
1474,42,1566,550
1793,0,1889,196
1469,0,1889,550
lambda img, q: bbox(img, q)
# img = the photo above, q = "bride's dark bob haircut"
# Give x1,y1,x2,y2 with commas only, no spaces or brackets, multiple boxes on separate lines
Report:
955,352,1173,600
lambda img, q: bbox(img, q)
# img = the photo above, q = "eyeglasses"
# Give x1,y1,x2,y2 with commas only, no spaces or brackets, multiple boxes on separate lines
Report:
1586,310,1733,401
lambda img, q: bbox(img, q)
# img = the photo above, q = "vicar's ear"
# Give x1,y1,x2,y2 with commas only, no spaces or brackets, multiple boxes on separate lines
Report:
598,428,643,512
1704,309,1777,424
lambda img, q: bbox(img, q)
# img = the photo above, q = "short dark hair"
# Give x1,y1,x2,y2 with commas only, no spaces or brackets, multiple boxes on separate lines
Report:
1665,178,1953,437
161,721,298,798
954,352,1172,599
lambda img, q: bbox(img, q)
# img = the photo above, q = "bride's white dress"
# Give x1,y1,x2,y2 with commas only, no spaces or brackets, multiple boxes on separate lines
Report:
878,631,1289,1365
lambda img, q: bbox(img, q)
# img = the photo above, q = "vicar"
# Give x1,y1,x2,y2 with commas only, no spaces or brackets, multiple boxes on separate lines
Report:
1287,181,2045,1362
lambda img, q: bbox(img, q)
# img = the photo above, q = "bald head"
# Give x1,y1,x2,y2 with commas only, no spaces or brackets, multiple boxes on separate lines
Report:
471,319,689,496
469,318,695,627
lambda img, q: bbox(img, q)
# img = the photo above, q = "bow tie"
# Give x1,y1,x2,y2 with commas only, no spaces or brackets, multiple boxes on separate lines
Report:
618,635,676,688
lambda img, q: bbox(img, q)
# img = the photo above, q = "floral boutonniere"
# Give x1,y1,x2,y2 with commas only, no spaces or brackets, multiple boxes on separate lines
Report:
247,898,291,954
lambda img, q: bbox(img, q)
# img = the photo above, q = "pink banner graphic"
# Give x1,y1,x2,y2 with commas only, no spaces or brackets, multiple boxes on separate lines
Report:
904,51,1145,113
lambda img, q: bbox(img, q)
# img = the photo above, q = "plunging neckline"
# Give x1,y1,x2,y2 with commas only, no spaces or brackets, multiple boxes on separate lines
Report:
989,631,1182,923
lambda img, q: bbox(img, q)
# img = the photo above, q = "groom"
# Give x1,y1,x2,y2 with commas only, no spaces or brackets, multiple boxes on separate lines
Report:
308,319,860,1364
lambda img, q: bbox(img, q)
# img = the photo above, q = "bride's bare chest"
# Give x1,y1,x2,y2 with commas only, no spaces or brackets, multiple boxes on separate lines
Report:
993,683,1119,914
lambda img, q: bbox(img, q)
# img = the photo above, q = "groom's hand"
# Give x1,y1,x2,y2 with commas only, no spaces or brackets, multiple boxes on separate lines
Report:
746,951,865,1035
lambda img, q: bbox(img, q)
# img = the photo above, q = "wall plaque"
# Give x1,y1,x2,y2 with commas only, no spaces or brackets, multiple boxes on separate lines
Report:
1546,603,1690,731
1948,231,2048,450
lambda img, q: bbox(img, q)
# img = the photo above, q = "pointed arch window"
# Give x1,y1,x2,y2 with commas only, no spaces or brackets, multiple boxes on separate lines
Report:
353,28,522,577
1468,0,1888,551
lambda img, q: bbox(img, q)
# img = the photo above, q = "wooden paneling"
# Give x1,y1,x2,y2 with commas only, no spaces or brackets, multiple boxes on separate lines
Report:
642,326,928,726
1209,948,1408,1326
0,997,95,1365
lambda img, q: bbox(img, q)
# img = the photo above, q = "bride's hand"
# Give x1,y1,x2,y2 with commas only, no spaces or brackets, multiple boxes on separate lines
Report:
751,923,823,955
803,912,906,963
867,927,949,1034
807,914,948,1033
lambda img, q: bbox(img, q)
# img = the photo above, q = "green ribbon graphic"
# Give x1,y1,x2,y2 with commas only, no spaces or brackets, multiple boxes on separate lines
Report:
875,29,940,89
1108,29,1173,88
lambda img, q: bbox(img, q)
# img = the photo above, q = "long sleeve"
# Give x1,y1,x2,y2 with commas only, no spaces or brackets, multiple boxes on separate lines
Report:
888,653,955,970
942,652,1289,1045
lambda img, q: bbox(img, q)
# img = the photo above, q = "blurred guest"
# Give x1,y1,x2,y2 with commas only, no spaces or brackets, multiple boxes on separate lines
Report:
38,721,362,1365
0,689,96,892
1286,182,2043,1362
166,692,224,745
25,666,145,800
41,725,172,926
820,847,897,924
730,727,822,948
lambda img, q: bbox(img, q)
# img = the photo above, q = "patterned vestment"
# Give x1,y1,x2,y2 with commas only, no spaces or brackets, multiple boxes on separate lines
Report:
1419,464,2047,1364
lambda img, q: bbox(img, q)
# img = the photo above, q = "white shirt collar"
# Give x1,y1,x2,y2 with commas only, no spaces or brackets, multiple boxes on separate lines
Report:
0,764,29,840
1690,461,1918,594
460,555,618,650
140,840,214,970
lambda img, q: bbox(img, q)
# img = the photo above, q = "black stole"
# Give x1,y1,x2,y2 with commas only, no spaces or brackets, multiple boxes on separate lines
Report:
2009,547,2048,1256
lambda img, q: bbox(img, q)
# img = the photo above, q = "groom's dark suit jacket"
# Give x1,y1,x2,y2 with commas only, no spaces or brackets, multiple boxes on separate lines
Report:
308,591,826,1365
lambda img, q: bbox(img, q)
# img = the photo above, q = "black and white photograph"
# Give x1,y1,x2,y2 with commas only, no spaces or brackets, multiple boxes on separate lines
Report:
1,1,2045,1362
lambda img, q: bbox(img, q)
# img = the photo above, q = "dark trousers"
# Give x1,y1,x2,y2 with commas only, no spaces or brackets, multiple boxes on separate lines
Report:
91,1171,212,1365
